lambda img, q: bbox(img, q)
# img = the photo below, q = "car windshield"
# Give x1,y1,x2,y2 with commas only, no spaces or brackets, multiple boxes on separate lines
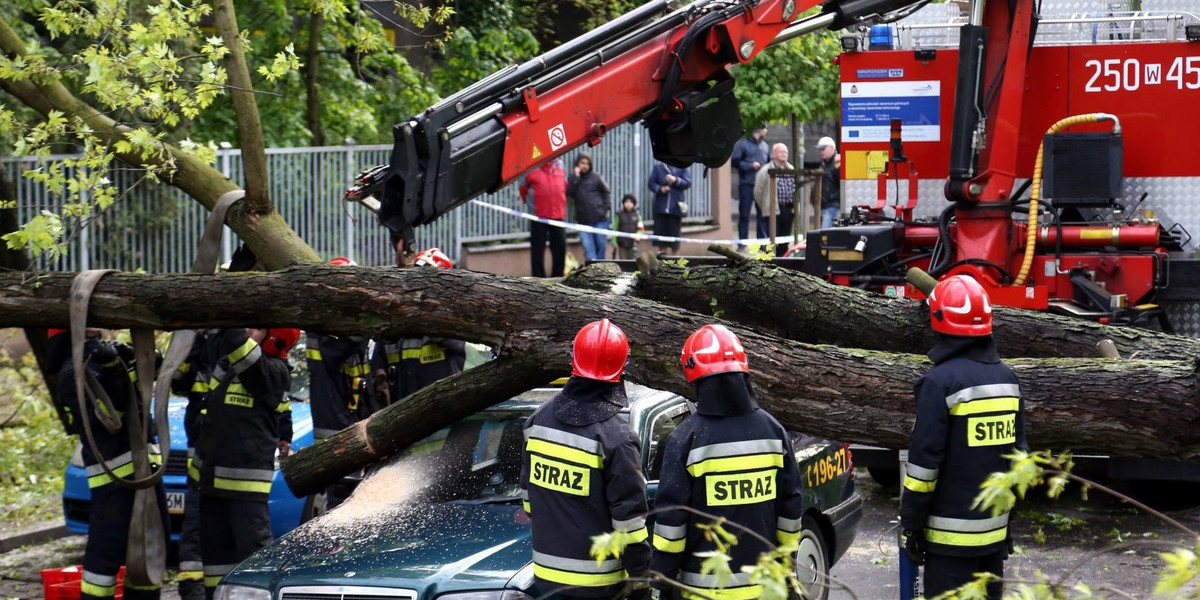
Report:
348,413,529,508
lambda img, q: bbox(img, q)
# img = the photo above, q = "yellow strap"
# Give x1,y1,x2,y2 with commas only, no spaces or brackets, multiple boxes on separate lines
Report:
925,527,1008,547
653,534,686,553
903,475,937,493
526,438,604,468
949,397,1019,416
213,477,272,494
80,581,117,597
88,454,163,488
682,586,764,600
306,348,322,361
626,527,649,544
534,564,626,587
522,500,532,514
687,453,782,477
228,338,258,364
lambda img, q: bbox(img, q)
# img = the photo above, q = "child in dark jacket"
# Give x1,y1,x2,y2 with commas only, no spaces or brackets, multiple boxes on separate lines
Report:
613,194,645,259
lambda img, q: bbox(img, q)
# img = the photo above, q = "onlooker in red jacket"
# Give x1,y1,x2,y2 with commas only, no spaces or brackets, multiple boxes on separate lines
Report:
520,159,568,277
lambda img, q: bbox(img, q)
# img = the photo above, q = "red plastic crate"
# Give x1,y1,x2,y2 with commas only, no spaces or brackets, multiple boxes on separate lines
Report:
42,565,124,600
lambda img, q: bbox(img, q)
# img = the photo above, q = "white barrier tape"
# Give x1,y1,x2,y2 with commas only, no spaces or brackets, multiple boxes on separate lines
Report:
469,199,803,248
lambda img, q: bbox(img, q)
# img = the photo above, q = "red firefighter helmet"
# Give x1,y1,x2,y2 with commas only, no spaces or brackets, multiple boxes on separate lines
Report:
261,328,302,359
571,319,629,383
928,275,993,336
680,324,748,382
414,248,454,269
329,256,356,266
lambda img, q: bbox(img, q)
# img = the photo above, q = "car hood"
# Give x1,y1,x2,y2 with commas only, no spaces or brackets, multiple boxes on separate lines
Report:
226,501,532,592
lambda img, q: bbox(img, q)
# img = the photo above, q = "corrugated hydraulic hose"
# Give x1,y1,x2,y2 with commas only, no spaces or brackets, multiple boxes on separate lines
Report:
1013,113,1121,286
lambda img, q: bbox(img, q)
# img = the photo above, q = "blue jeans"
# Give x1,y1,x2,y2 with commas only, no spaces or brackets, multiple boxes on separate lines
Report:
821,206,840,229
737,183,768,243
580,221,610,261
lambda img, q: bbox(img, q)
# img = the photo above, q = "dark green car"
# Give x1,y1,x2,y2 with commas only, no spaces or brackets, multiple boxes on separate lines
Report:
214,384,862,600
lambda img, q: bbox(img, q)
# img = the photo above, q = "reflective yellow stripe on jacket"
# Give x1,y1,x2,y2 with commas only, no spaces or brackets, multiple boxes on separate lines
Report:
652,522,687,553
679,571,763,600
211,466,274,495
902,462,939,494
532,551,626,588
685,439,784,477
85,450,162,488
924,513,1009,547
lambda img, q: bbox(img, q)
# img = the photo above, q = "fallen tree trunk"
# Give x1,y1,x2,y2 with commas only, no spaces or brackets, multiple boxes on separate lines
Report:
3,267,1199,496
563,249,1200,360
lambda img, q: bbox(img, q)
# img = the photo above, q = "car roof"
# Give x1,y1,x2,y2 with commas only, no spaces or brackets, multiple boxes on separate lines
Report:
482,382,678,417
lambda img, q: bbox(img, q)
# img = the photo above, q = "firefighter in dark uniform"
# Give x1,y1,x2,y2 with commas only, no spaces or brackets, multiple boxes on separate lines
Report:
900,275,1026,600
651,324,806,600
372,248,466,406
170,331,213,600
58,331,168,600
519,319,651,600
196,328,296,598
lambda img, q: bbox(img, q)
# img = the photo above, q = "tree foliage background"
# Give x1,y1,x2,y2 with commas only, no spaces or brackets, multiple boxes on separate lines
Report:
733,28,842,128
0,0,843,260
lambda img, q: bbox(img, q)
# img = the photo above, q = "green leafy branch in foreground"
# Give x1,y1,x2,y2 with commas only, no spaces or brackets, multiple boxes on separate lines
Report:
590,504,853,600
944,449,1200,600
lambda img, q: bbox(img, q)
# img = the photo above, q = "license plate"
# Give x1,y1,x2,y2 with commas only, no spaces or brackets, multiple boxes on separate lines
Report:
166,492,186,515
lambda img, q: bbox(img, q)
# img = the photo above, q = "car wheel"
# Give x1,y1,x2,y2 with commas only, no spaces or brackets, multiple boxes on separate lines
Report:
300,492,327,524
795,515,829,600
867,466,901,488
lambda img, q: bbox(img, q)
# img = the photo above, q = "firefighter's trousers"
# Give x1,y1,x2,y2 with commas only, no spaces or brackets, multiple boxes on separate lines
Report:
200,494,273,599
177,477,205,600
80,482,168,600
924,552,1004,600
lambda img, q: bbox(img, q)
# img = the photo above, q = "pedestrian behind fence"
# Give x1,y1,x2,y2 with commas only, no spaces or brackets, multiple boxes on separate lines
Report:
567,153,612,263
613,194,644,259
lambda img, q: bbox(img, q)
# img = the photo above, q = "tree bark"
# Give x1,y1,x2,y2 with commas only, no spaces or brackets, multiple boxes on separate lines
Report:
563,251,1200,360
212,0,271,216
284,356,555,497
0,17,317,270
2,267,1199,497
305,12,326,148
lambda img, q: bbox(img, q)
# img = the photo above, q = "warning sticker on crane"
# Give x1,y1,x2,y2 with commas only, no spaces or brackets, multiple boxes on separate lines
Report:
841,80,941,142
548,124,567,151
531,144,543,160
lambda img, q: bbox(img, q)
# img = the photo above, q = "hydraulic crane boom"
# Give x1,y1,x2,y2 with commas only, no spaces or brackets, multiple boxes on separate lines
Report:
369,0,922,248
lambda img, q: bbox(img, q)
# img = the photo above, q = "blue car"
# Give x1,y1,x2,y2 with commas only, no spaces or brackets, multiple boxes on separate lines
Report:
216,384,862,600
62,396,315,541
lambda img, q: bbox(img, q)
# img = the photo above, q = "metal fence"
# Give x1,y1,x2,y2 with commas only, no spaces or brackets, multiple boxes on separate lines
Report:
3,121,712,272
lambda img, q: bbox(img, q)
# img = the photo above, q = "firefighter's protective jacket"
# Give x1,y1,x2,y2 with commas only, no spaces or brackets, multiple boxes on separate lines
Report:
57,339,145,489
650,373,806,599
195,329,291,500
371,337,466,404
171,331,213,451
900,335,1026,557
519,377,651,598
307,333,374,439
